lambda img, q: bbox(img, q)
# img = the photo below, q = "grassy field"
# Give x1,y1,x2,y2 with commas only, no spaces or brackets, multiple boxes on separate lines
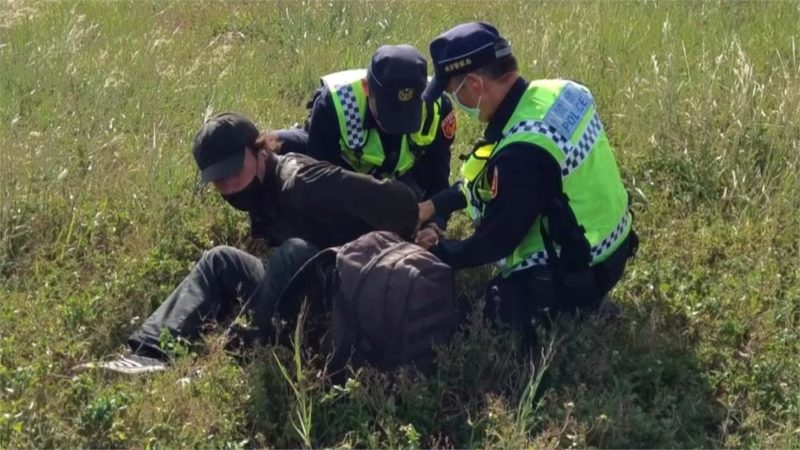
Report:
1,0,799,447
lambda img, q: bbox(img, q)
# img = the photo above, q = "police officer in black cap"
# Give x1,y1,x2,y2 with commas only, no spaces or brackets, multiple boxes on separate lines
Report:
75,112,418,374
269,45,457,228
416,23,638,335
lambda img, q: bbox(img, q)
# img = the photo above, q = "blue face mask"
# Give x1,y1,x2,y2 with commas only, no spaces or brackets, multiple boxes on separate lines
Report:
448,76,483,121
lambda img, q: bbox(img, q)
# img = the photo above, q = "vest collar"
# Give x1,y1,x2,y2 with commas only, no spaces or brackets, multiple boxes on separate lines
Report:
484,76,529,143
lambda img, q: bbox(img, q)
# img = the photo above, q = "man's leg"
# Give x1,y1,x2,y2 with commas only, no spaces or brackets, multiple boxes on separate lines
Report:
128,245,267,357
249,238,320,332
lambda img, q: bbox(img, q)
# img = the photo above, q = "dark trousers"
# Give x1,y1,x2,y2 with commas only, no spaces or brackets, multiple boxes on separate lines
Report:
128,238,319,356
484,232,638,336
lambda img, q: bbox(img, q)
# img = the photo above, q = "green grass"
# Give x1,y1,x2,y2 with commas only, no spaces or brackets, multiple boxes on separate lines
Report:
1,0,799,447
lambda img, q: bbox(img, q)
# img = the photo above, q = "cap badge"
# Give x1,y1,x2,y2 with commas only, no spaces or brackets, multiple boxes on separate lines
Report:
398,88,415,102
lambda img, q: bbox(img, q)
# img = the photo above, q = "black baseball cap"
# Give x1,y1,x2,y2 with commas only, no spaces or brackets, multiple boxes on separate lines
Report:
423,22,513,101
367,45,427,134
192,112,259,184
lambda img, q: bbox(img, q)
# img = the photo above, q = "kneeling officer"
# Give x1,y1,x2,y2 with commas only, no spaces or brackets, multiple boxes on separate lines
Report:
418,23,639,335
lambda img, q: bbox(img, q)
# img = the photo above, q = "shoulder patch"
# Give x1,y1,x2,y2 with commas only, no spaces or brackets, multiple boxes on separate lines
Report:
543,82,593,139
441,110,457,139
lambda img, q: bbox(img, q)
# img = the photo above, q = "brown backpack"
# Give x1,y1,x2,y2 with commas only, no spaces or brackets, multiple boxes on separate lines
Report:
278,231,456,380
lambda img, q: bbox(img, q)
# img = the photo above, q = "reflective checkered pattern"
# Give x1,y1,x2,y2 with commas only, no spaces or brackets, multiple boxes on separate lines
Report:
500,250,550,272
561,113,604,177
503,113,605,178
489,100,619,273
590,211,629,259
336,84,367,149
505,120,570,149
509,211,629,272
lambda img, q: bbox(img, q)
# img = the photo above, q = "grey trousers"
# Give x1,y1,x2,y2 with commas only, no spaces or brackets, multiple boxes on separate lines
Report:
128,238,319,356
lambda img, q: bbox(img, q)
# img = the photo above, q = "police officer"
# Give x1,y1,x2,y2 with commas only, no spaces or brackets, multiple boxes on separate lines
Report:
416,23,638,335
271,45,457,226
76,112,418,374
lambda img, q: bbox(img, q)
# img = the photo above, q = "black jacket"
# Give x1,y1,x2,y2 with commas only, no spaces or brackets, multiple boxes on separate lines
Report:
249,153,419,249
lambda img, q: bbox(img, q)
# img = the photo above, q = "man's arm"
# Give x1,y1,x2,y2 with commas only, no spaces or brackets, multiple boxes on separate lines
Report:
299,162,419,240
413,97,456,199
418,182,467,226
252,128,310,156
411,98,457,228
305,87,347,165
270,128,309,154
431,145,562,270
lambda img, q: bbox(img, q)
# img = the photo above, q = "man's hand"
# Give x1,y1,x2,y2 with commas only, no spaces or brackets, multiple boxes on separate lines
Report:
415,227,439,250
261,132,284,153
418,200,436,228
414,223,444,250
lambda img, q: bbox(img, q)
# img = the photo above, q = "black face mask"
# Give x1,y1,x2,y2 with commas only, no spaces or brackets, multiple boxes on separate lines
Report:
221,176,265,212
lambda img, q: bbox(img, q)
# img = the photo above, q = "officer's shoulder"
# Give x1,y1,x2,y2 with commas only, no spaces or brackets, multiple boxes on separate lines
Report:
308,86,338,124
494,142,557,165
313,86,334,105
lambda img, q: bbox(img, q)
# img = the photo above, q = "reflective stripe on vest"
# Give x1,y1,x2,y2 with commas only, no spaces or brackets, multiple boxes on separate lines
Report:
336,84,368,149
321,70,440,177
500,207,630,272
461,112,605,224
504,112,605,177
459,79,630,275
322,70,369,149
478,111,625,273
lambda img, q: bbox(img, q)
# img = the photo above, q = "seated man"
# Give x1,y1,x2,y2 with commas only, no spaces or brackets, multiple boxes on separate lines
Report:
77,112,418,374
270,45,457,227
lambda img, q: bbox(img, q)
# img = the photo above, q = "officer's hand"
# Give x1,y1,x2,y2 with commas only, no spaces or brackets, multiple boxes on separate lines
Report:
261,132,284,153
417,200,436,228
415,227,440,250
427,223,445,239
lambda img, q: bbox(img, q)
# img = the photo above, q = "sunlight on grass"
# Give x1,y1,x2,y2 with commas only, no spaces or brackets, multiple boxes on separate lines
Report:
1,1,798,447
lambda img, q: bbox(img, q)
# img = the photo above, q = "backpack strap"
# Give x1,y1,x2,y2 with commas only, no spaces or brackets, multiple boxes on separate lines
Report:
275,248,337,323
540,192,592,271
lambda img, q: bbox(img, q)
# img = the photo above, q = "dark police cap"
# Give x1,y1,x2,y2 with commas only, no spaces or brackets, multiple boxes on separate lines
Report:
367,44,427,135
423,22,513,101
192,112,259,184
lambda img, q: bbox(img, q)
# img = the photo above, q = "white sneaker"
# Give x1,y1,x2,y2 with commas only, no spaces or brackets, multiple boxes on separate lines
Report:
177,368,204,387
72,354,168,375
